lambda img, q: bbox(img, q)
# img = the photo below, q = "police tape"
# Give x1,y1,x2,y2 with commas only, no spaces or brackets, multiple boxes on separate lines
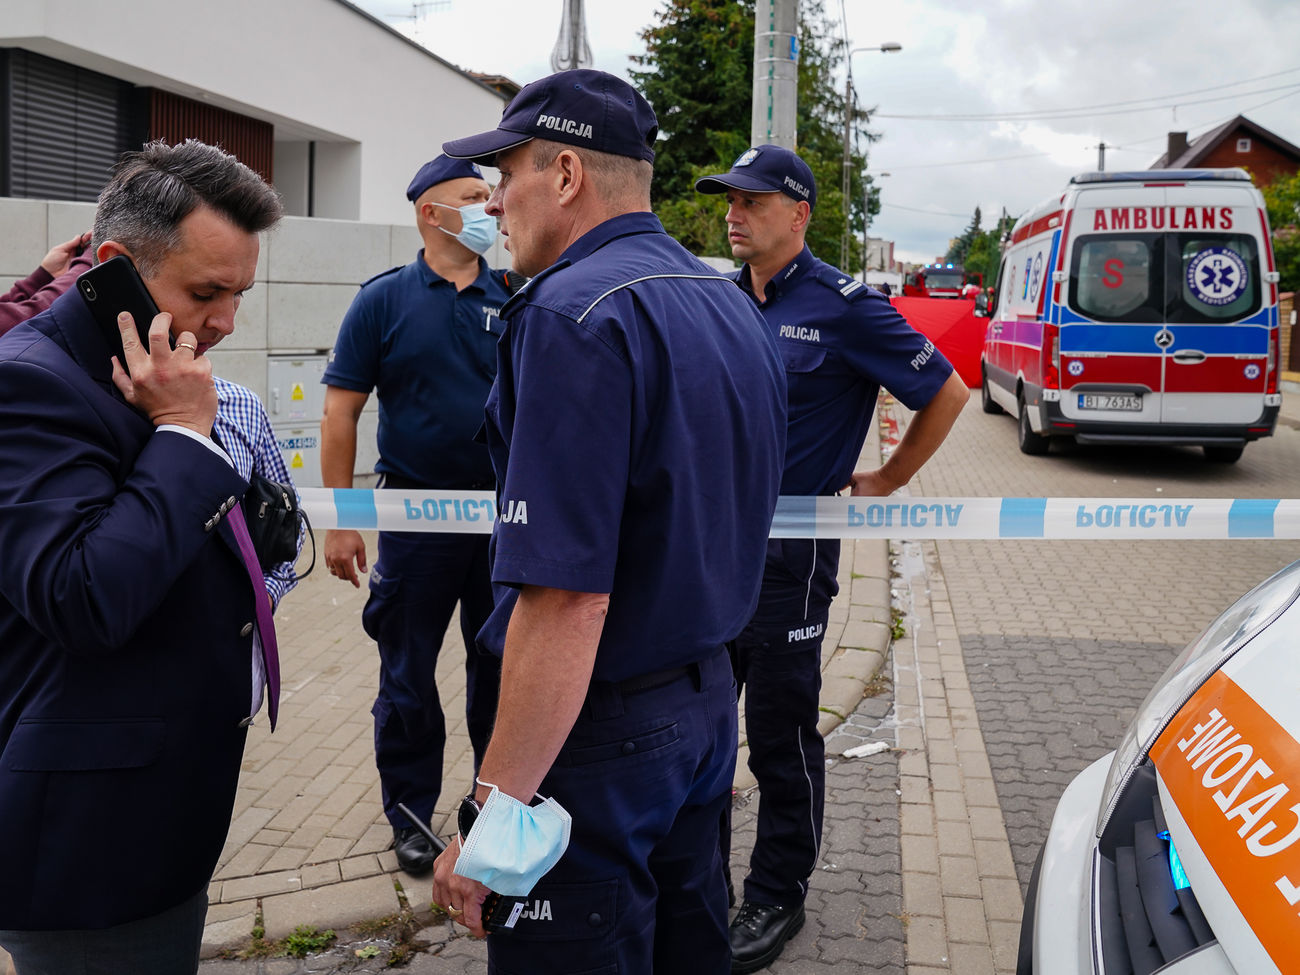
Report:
296,488,1300,540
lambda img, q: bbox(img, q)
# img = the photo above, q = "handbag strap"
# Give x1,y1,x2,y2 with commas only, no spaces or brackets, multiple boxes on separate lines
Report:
295,505,317,580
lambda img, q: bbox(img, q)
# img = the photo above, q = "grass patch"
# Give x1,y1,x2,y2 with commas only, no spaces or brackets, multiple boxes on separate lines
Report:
389,942,416,966
280,925,337,958
889,610,906,641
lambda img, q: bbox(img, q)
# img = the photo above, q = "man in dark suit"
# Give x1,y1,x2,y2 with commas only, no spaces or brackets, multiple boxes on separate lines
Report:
0,139,283,974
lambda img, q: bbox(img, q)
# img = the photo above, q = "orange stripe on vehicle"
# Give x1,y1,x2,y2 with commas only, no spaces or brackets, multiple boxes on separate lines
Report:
1151,670,1300,973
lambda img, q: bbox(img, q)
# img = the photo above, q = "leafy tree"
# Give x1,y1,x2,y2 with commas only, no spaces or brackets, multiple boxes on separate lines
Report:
629,0,754,210
791,0,876,268
964,231,999,286
630,0,878,266
945,207,983,266
1261,168,1300,294
941,207,1014,288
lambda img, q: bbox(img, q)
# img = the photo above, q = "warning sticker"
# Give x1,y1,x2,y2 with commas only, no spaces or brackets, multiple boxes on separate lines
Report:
1150,670,1300,972
1186,247,1249,307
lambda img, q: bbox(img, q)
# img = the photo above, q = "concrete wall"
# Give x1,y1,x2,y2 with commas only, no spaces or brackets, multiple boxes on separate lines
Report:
0,195,517,483
1,0,508,224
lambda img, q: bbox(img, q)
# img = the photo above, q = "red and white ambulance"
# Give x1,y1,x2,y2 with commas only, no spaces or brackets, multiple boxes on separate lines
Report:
980,169,1283,462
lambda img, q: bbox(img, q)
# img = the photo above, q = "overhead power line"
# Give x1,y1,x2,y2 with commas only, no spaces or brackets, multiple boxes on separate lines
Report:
882,150,1052,170
881,202,972,218
877,77,1300,123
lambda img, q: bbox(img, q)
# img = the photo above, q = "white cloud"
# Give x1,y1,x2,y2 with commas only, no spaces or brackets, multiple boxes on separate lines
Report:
356,0,1300,266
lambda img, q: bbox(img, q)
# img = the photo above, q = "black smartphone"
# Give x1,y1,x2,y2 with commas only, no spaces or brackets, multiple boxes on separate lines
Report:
76,255,167,372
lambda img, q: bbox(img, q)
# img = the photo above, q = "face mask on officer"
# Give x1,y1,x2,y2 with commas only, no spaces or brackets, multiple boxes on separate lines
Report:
432,202,498,255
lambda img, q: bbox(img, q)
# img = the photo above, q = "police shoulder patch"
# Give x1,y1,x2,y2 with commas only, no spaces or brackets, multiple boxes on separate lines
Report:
813,265,870,302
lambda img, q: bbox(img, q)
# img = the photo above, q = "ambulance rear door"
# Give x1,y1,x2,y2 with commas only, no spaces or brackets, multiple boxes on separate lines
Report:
1062,179,1270,428
1059,182,1165,426
1158,181,1270,427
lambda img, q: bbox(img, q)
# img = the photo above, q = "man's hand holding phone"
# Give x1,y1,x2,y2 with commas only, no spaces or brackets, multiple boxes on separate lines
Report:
110,311,218,436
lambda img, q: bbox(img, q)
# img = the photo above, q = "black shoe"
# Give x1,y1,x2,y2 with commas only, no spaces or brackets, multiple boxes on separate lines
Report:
392,826,435,875
729,900,806,973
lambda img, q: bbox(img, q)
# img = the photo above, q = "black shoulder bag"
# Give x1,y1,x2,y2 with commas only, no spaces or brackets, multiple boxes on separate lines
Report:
244,473,316,578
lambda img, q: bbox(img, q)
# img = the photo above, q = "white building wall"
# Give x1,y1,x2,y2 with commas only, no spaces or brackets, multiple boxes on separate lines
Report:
1,0,508,224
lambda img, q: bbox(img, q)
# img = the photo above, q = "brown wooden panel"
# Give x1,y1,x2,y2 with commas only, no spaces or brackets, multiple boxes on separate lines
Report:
148,89,274,185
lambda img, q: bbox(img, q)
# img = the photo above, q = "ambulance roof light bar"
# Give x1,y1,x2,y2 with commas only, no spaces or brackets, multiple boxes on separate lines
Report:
1071,169,1251,184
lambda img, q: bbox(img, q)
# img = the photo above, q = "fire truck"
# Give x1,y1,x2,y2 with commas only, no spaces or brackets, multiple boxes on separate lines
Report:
902,262,984,299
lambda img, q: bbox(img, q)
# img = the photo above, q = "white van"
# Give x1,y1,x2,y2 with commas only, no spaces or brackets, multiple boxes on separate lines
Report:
981,169,1283,462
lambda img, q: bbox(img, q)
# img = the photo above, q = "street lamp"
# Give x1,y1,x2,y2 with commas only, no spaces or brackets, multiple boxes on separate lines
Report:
842,42,902,270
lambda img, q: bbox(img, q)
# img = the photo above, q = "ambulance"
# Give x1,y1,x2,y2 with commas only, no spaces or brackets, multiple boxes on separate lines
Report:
980,170,1282,462
1020,559,1300,973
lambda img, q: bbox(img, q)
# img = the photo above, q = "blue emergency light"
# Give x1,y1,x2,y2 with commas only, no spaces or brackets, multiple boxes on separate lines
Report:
1157,828,1191,890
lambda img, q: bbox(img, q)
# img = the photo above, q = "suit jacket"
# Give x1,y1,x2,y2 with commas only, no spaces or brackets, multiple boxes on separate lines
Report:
0,289,259,930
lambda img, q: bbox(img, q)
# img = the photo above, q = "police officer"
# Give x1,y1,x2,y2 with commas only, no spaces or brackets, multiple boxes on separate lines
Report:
431,70,787,973
696,146,969,972
320,155,513,875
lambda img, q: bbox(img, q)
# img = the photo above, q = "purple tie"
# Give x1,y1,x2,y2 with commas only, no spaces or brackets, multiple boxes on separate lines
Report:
227,502,280,731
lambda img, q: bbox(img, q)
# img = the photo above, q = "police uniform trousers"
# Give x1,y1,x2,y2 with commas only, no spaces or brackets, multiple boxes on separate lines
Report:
487,650,737,975
362,530,500,828
727,537,839,908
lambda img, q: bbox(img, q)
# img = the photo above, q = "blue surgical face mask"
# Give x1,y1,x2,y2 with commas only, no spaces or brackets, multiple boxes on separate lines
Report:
433,202,498,255
453,781,572,897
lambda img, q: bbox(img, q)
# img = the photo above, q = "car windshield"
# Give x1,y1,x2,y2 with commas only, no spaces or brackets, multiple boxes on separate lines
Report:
925,270,963,289
1069,232,1262,323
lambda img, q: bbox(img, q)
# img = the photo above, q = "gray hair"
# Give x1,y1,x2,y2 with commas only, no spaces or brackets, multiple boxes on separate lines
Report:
530,140,653,206
91,139,283,276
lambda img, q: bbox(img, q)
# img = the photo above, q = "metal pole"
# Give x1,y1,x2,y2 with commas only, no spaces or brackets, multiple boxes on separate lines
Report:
751,0,798,149
841,73,852,268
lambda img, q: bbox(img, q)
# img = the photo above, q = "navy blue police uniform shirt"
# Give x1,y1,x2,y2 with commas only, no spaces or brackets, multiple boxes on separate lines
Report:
738,245,954,616
477,212,787,683
738,245,953,496
321,252,510,488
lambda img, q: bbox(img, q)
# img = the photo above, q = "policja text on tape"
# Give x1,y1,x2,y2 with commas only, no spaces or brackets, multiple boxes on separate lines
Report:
296,489,1300,541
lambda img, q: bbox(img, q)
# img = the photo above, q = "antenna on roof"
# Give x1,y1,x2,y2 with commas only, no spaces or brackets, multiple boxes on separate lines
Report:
410,0,450,18
551,0,593,72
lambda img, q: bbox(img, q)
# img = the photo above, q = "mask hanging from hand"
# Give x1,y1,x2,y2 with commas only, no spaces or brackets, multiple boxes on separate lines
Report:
453,781,572,896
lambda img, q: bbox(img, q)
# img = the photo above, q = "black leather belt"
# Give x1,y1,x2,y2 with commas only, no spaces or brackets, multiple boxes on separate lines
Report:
614,662,697,695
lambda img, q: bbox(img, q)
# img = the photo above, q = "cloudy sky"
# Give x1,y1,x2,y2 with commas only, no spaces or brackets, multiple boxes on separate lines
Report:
355,0,1300,265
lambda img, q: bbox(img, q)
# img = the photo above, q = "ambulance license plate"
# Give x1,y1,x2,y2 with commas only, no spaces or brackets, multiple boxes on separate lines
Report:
1078,394,1142,411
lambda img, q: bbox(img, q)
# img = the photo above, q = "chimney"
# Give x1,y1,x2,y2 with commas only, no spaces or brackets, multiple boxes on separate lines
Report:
1166,131,1189,165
